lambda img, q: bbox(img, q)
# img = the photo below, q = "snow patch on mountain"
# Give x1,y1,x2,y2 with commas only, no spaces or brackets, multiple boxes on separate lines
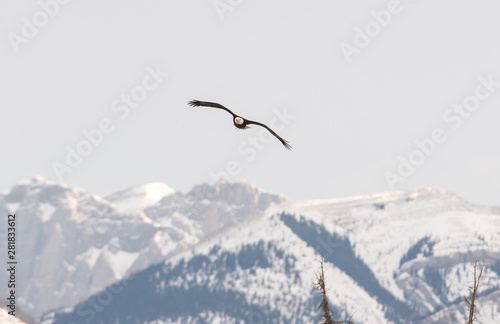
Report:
6,203,20,214
103,249,140,279
75,246,101,269
38,203,56,223
0,308,26,324
105,182,175,213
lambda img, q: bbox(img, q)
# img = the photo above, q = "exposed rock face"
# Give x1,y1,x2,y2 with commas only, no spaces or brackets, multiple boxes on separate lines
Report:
0,178,285,319
2,179,499,323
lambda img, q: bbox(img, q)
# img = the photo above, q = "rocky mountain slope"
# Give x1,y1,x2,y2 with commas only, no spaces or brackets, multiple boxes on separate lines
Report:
1,178,499,323
0,177,284,319
48,186,500,323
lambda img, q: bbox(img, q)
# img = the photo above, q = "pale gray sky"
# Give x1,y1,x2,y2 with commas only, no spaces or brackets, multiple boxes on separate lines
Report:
1,0,499,206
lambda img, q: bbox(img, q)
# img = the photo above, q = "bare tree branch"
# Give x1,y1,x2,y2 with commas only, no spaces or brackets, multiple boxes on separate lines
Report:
465,260,484,324
315,259,354,324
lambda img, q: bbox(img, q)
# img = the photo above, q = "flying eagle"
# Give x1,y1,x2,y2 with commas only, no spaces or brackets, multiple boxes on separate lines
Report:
188,100,292,150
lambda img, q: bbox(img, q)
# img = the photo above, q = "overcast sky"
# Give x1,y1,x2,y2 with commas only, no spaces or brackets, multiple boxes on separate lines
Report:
1,0,499,206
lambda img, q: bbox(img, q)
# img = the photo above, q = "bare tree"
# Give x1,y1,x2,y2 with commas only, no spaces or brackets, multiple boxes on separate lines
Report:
315,259,354,324
465,260,484,324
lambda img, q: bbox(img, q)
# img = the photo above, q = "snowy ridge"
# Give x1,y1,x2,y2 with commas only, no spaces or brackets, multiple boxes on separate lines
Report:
50,187,500,323
161,209,390,323
0,177,285,319
1,178,499,323
104,182,175,213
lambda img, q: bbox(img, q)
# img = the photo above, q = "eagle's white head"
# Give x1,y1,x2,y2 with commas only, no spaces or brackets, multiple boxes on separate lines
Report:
235,117,244,125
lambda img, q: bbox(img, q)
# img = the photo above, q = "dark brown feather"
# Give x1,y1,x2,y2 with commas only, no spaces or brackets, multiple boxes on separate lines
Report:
188,100,236,117
245,119,292,150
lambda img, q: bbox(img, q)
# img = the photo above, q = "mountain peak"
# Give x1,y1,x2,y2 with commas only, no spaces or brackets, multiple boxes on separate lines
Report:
188,180,289,204
16,175,57,188
104,182,175,213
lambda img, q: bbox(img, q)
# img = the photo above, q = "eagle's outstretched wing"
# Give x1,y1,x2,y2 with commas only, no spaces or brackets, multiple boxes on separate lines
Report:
188,100,236,117
246,119,292,150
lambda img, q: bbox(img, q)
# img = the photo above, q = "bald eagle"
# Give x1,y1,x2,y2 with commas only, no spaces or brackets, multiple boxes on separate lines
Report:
188,100,292,150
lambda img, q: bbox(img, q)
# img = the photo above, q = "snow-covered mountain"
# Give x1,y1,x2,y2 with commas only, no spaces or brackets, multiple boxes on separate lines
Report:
1,178,499,323
0,177,285,319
